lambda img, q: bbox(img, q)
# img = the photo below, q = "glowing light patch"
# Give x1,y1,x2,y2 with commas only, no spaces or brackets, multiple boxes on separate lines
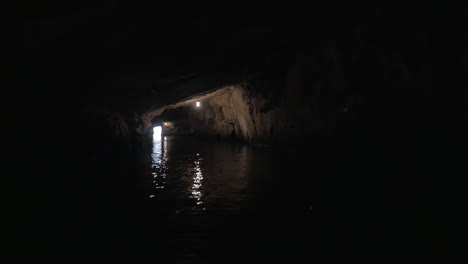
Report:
196,102,201,107
153,126,162,140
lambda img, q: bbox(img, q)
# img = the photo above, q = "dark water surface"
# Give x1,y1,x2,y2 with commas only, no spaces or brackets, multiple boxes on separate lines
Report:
94,136,326,263
18,131,457,263
142,136,308,263
90,134,455,263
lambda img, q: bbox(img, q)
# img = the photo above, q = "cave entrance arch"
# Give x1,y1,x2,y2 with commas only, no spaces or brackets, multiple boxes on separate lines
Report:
153,126,162,140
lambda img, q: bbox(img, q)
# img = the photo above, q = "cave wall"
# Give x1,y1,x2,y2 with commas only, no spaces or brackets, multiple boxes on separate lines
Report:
165,54,344,145
184,86,286,143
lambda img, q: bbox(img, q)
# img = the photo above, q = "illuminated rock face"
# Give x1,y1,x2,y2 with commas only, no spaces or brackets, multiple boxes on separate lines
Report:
187,86,280,142
191,86,256,140
164,61,323,144
169,80,318,144
146,61,326,144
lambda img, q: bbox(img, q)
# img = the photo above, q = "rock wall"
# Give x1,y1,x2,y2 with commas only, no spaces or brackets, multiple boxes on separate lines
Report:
78,107,148,156
186,86,280,142
164,56,333,145
174,79,320,145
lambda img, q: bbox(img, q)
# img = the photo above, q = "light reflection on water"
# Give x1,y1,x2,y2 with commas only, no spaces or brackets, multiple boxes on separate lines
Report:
150,134,167,197
149,136,261,212
191,156,204,206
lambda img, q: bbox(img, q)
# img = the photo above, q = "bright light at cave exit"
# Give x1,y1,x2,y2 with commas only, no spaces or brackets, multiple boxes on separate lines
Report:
196,102,201,107
153,126,162,141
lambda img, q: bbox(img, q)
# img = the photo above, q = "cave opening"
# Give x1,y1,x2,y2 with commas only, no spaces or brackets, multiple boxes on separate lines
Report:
153,126,162,140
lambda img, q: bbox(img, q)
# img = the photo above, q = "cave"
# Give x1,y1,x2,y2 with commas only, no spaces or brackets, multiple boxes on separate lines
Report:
9,2,467,263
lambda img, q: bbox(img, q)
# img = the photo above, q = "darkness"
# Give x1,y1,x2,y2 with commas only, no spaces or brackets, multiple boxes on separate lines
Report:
6,1,468,263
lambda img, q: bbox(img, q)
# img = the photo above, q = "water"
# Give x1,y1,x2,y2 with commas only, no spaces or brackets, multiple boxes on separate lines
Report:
24,130,454,262
102,137,331,263
95,135,385,262
98,132,444,263
149,136,255,210
143,136,281,263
